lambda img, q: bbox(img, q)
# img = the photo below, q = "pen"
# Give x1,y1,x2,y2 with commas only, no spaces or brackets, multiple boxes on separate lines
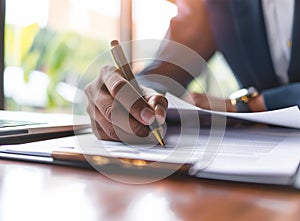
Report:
110,40,165,147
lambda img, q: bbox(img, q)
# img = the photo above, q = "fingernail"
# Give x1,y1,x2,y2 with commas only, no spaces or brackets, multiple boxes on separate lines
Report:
155,104,166,125
141,107,155,125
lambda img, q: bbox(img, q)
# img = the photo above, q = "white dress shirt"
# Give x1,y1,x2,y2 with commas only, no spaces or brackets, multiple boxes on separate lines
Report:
262,0,295,84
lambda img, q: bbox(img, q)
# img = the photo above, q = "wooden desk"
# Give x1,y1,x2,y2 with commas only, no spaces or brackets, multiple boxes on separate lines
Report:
0,159,299,221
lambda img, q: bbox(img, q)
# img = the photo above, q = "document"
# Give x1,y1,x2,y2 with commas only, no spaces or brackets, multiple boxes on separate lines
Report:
193,128,300,185
1,125,300,187
166,92,300,129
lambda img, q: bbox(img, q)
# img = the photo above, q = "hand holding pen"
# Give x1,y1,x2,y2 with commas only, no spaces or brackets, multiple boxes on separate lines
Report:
110,40,165,146
84,41,168,146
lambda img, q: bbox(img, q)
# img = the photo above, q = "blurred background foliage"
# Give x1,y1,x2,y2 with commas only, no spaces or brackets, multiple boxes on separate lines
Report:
5,23,108,110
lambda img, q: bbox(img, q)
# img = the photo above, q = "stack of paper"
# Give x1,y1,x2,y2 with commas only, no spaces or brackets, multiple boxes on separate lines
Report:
166,92,300,129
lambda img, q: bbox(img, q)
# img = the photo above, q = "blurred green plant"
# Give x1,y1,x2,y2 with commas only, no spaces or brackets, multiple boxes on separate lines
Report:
5,23,109,110
5,23,39,67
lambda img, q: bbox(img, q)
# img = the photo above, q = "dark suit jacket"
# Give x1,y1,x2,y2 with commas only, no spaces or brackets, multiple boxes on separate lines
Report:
141,0,300,110
205,0,300,110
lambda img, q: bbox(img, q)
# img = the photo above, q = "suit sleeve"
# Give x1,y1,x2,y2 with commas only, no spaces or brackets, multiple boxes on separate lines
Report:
262,83,300,110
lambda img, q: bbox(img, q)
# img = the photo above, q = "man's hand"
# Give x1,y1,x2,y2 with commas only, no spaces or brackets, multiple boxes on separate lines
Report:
182,92,266,112
182,92,236,112
84,66,168,143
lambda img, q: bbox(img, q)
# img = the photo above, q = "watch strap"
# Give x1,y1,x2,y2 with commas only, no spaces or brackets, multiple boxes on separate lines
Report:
229,87,259,113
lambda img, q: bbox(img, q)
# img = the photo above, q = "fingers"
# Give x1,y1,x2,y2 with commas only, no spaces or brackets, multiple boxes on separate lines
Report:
86,98,151,140
146,93,168,125
84,65,168,143
87,102,118,140
101,67,156,125
87,102,156,144
110,101,150,137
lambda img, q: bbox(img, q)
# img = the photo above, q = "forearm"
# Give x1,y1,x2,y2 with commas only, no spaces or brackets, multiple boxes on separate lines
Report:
138,61,194,96
137,0,216,96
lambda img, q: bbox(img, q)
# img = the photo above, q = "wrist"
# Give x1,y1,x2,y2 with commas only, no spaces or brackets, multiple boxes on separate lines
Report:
226,99,237,112
248,94,266,112
229,87,261,112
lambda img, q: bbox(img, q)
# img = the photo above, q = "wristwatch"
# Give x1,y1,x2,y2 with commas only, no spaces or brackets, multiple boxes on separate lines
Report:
229,87,259,112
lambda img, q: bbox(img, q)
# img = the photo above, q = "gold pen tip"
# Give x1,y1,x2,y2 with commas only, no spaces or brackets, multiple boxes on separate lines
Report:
152,129,166,147
160,139,166,147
